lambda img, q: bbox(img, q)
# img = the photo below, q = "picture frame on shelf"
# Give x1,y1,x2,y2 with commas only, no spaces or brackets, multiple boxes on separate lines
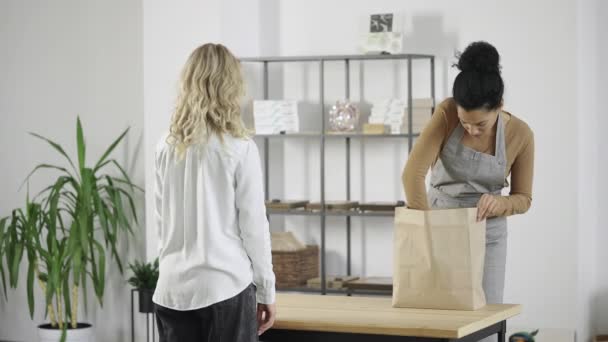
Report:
370,13,393,33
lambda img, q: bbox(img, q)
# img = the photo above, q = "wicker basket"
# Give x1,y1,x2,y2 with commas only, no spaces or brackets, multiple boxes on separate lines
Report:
272,245,319,289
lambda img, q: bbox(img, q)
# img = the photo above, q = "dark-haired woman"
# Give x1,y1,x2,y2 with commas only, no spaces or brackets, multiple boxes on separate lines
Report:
402,41,534,333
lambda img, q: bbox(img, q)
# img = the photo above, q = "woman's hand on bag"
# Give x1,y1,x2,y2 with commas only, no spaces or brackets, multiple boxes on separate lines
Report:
477,194,499,222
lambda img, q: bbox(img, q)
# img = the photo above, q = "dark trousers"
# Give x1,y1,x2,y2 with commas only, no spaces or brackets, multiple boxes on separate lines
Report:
155,284,258,342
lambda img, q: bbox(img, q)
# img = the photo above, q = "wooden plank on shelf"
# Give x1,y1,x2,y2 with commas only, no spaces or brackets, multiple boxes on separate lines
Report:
345,277,393,292
265,199,310,210
359,201,405,212
306,201,359,211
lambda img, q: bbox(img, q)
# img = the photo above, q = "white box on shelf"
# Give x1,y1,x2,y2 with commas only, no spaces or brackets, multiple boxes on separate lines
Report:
253,100,300,135
369,98,433,134
362,32,403,54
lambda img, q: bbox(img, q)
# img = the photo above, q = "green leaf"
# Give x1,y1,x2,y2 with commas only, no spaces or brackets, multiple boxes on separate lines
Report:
46,233,55,266
63,272,72,324
78,212,89,258
32,217,44,251
0,218,7,298
110,177,144,192
93,241,106,305
33,184,56,203
45,263,55,307
66,223,78,257
6,212,20,286
47,177,67,238
20,164,73,191
109,160,135,193
81,266,88,314
59,237,69,261
60,325,67,342
72,248,82,287
104,178,129,234
110,238,123,274
100,201,123,274
76,117,86,171
0,216,6,242
94,127,129,171
110,185,132,236
94,159,113,173
10,243,24,287
61,190,78,203
0,265,8,300
78,169,93,257
93,192,110,243
51,246,61,300
27,260,35,318
55,214,69,237
29,132,78,175
63,176,81,194
0,217,6,298
114,188,139,225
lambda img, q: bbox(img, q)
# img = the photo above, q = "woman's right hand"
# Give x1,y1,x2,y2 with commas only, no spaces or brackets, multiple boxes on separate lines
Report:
476,193,500,222
257,303,276,336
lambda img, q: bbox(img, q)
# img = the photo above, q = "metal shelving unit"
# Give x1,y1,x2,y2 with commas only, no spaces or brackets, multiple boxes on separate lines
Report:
241,53,435,296
267,209,396,217
254,132,420,139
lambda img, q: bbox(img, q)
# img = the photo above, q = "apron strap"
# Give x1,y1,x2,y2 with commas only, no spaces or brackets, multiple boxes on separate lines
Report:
494,111,507,165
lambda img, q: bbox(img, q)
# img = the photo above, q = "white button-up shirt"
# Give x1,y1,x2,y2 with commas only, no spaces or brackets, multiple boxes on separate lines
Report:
152,132,275,310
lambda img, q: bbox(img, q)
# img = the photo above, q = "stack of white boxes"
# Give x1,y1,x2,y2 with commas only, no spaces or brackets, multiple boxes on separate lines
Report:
369,98,433,134
253,100,300,135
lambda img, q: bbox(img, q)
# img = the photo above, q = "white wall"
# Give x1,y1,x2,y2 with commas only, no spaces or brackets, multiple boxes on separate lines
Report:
0,1,144,341
576,0,600,340
593,0,608,334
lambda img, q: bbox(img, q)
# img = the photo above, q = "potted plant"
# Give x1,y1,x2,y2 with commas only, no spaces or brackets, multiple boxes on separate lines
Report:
127,258,159,314
0,117,141,342
509,329,539,342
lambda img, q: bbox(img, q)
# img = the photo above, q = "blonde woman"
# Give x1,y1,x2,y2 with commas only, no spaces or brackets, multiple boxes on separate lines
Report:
152,43,276,342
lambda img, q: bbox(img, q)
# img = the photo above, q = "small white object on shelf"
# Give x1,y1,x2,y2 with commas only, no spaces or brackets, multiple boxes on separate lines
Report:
362,32,403,54
369,98,433,134
253,100,300,135
361,13,403,54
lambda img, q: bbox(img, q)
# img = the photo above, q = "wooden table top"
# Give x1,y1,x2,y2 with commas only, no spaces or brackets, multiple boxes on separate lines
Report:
272,293,522,339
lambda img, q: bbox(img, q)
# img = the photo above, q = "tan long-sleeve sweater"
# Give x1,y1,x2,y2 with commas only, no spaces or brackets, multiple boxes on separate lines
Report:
402,98,534,217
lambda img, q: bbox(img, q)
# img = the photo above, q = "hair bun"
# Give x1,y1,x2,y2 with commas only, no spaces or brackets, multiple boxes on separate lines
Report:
456,41,500,74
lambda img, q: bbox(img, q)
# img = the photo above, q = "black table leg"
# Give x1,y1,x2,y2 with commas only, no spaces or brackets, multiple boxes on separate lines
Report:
447,321,507,342
498,320,507,342
153,313,156,342
131,289,135,342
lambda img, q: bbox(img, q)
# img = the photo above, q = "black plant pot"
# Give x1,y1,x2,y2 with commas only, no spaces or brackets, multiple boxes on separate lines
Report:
138,288,155,313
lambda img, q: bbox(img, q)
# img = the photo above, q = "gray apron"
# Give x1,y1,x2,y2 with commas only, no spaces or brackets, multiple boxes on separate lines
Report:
428,114,507,342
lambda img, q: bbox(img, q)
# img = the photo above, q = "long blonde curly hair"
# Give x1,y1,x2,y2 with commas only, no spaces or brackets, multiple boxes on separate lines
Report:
167,43,249,157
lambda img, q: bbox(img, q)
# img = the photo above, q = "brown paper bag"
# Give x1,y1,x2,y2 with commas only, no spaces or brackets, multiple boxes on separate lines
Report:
392,207,486,310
